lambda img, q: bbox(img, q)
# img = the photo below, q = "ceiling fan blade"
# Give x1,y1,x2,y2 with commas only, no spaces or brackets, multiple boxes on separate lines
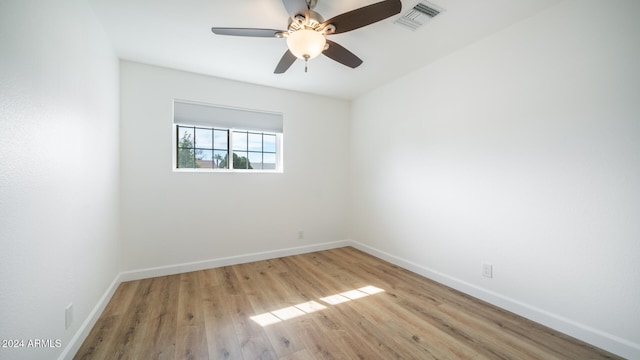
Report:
274,50,297,74
281,0,309,18
323,40,363,68
211,27,284,38
322,0,401,35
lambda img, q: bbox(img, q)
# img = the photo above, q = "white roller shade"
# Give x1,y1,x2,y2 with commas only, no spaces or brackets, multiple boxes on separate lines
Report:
174,100,283,133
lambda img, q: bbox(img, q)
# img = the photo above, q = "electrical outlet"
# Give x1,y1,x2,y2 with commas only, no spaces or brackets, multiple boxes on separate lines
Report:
298,230,304,240
65,303,73,329
482,263,493,278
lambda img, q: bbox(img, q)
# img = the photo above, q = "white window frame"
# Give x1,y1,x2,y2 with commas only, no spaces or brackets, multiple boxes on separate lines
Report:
172,100,283,173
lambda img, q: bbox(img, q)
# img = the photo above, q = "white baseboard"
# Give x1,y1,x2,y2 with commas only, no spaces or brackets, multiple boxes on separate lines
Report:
348,240,640,360
119,240,352,282
58,274,121,360
60,239,639,360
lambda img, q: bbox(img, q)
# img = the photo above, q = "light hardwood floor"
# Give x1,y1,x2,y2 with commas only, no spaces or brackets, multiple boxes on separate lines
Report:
75,247,621,359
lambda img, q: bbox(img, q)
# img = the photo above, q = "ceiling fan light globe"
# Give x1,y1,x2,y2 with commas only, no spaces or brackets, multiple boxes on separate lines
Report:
286,29,326,60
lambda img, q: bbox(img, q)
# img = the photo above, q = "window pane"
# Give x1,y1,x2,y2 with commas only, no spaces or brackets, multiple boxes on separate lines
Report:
263,153,276,170
264,134,276,153
214,129,228,150
195,149,213,168
214,150,228,169
177,148,195,168
248,133,262,152
175,124,280,172
234,151,250,169
195,128,213,149
233,131,247,151
248,152,262,170
178,127,195,148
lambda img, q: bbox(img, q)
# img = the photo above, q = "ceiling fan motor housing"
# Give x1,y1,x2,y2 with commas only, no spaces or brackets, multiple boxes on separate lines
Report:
288,10,336,36
290,10,322,30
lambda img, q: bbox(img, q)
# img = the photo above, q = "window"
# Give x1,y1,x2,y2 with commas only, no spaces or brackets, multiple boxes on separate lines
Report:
174,100,283,172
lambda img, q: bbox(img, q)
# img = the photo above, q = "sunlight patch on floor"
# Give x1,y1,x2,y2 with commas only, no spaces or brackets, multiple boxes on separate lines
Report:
250,286,385,327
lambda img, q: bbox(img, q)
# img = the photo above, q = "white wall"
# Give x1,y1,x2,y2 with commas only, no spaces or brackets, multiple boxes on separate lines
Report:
119,61,350,271
0,1,120,359
350,0,640,358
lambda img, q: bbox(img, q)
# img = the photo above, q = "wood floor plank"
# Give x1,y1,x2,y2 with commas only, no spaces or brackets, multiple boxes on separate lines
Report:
198,267,221,288
135,274,180,360
236,261,306,358
366,291,480,359
278,348,317,360
296,317,353,360
129,275,180,359
117,278,163,359
74,281,140,360
227,293,278,359
200,268,243,360
175,272,208,360
325,303,409,359
75,247,623,360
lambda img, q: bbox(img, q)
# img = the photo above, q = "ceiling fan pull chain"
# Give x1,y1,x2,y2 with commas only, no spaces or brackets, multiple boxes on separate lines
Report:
304,54,310,73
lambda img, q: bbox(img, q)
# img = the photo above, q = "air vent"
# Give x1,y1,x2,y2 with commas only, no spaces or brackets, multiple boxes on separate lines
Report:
394,1,445,31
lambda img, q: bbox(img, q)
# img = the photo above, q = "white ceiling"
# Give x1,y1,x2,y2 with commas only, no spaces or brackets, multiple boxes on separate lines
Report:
88,0,562,100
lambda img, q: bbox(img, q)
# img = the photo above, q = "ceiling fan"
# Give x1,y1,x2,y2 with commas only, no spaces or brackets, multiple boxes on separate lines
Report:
211,0,402,73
